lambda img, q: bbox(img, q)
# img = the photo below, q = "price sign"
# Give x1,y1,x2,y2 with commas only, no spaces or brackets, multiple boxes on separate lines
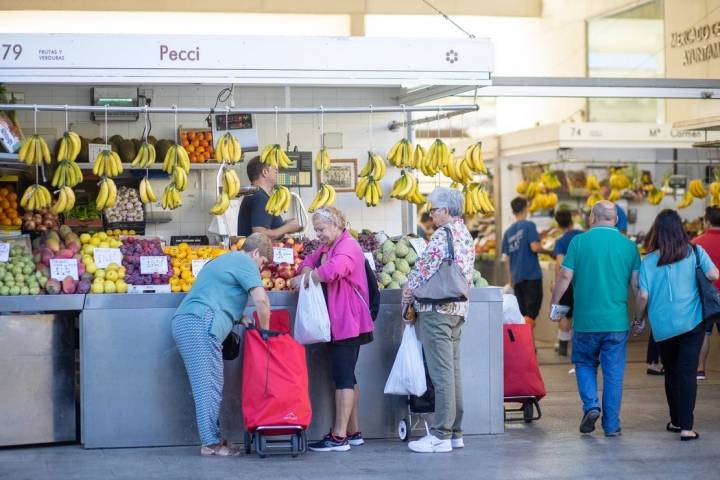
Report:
0,243,9,263
409,238,427,256
192,259,210,277
364,252,376,271
93,248,123,269
140,256,169,275
50,259,79,281
273,247,295,264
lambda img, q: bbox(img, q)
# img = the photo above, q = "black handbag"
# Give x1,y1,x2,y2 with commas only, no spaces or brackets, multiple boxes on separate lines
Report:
222,330,240,361
692,245,720,326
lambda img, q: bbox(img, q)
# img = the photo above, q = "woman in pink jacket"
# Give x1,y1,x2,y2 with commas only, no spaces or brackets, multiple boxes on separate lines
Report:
290,206,374,452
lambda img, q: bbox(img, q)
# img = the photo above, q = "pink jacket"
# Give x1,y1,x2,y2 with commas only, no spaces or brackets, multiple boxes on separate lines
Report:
298,230,374,341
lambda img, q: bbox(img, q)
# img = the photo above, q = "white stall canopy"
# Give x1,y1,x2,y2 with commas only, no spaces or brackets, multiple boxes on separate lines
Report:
0,34,494,87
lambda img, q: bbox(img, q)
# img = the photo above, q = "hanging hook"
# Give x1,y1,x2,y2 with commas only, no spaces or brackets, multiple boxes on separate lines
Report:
143,104,150,141
319,105,325,148
437,107,442,139
368,105,374,149
33,104,38,135
274,106,279,144
172,104,179,144
104,104,109,145
64,105,69,133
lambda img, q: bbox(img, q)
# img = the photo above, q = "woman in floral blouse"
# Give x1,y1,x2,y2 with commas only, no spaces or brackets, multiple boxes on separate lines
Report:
402,187,475,454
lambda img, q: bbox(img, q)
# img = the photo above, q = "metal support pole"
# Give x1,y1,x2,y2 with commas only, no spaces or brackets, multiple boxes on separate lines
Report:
402,110,416,235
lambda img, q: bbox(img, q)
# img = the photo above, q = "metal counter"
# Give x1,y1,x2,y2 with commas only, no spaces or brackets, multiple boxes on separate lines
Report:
0,295,83,447
80,288,504,449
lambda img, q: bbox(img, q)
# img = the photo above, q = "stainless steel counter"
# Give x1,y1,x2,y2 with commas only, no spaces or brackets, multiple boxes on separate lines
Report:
79,288,504,449
0,294,86,313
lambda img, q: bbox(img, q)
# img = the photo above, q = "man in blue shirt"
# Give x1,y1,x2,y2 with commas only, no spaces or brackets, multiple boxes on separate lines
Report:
237,156,301,239
502,197,543,328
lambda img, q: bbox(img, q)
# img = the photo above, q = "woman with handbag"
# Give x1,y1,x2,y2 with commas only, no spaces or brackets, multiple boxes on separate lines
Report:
289,206,374,452
402,187,475,453
636,210,719,441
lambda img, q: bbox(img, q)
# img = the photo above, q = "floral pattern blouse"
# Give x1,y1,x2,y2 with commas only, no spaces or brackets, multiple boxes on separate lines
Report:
404,217,475,316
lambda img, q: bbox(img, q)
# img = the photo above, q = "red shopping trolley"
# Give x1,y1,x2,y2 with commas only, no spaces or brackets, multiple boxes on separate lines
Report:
503,323,546,423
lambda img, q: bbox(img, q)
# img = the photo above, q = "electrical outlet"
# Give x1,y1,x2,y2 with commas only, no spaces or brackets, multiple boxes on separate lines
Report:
139,89,153,104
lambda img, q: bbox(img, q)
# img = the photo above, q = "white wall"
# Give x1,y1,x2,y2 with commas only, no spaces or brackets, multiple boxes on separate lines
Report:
8,84,408,238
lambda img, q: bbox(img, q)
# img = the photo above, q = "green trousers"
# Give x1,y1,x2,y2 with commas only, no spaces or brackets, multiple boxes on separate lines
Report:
416,310,465,440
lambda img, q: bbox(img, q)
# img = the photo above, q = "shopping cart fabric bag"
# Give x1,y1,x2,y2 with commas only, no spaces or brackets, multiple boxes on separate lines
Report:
242,328,312,431
503,324,546,400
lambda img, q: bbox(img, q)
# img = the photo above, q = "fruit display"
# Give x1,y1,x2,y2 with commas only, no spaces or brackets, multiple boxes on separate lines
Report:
387,139,413,168
390,171,426,205
164,243,228,292
677,191,694,209
138,178,158,205
442,155,475,185
0,186,20,228
412,144,426,169
420,139,450,177
355,152,386,208
180,130,214,163
308,184,336,212
222,168,241,198
359,151,387,180
688,179,708,199
215,133,243,164
17,134,52,166
50,186,76,215
95,178,118,210
120,237,173,286
209,191,229,215
162,144,191,174
52,131,84,188
20,208,60,232
131,141,157,168
265,185,292,216
315,147,331,172
372,238,418,289
103,186,144,223
585,175,600,192
65,202,102,223
92,149,124,177
88,262,128,294
161,183,182,210
0,244,43,295
259,144,290,168
260,238,305,291
33,226,83,294
20,184,52,211
463,183,495,216
463,142,488,174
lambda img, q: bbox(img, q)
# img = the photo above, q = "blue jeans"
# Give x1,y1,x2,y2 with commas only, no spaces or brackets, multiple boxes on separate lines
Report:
572,331,629,434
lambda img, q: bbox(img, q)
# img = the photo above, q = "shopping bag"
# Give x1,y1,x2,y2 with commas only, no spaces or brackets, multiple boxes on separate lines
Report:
502,294,525,325
503,324,546,399
384,324,427,396
293,274,331,345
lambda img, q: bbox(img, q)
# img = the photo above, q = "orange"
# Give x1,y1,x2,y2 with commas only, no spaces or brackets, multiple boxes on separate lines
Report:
9,201,16,210
192,139,200,147
1,218,10,226
12,217,21,226
190,154,198,162
181,270,193,281
187,131,196,141
0,199,9,209
8,211,17,220
205,132,213,141
196,146,205,154
0,187,7,197
0,212,6,221
182,140,190,148
8,193,17,201
186,144,195,153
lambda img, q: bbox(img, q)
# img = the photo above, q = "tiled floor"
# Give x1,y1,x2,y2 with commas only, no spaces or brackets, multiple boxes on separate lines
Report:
2,341,720,479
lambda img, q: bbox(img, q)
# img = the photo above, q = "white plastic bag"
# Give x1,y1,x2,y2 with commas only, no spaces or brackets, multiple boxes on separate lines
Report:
502,294,525,325
384,324,427,396
294,274,331,345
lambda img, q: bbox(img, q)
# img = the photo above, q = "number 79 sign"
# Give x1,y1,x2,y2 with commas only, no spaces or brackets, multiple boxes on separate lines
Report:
1,44,22,61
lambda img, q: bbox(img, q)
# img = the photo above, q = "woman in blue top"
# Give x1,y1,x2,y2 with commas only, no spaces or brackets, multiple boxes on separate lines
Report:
636,210,719,441
551,209,582,357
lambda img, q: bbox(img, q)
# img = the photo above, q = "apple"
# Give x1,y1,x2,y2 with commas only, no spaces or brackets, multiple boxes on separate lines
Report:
285,238,295,246
260,269,272,279
277,263,292,280
262,278,273,289
292,243,304,255
273,277,286,290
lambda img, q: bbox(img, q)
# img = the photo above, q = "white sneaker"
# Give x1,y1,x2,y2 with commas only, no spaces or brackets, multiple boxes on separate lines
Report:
451,438,464,449
408,434,452,453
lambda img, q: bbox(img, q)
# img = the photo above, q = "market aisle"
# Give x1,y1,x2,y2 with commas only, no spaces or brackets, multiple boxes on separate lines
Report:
2,341,719,480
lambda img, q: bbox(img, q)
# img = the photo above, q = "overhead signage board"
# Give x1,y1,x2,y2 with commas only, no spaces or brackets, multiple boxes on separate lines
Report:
0,34,494,86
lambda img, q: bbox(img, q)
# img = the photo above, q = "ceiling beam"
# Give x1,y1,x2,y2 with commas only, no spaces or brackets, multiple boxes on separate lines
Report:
0,0,542,16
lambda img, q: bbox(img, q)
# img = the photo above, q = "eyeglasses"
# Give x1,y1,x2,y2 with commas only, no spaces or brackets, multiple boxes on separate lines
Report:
429,207,444,214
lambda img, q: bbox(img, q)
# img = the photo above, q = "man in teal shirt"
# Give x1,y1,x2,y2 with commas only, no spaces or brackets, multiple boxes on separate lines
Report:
550,201,640,437
172,233,272,457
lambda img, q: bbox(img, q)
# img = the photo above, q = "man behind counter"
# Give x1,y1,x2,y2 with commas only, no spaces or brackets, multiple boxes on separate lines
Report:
237,156,301,240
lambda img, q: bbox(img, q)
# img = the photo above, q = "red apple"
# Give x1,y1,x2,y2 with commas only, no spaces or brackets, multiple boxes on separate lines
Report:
273,277,286,289
293,243,304,255
262,278,274,289
260,269,272,279
285,238,295,246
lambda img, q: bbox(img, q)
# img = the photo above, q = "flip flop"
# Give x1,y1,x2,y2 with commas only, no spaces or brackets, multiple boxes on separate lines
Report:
680,432,700,441
666,422,681,433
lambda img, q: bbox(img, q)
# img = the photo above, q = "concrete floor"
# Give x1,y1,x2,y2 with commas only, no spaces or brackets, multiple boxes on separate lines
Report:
2,341,720,480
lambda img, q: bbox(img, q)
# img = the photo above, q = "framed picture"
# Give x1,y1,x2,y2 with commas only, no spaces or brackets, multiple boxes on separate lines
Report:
318,159,358,192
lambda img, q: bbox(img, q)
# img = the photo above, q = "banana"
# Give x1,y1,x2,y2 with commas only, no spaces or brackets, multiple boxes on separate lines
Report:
541,170,561,190
51,188,67,215
315,147,331,172
266,186,291,216
161,184,182,210
586,175,600,192
355,176,370,200
18,135,53,166
210,192,230,215
608,189,622,202
309,184,330,212
464,142,487,174
586,192,603,208
359,152,387,181
689,179,708,199
217,133,242,164
411,144,426,170
677,191,694,209
258,144,289,169
20,185,53,211
710,181,720,197
223,169,240,197
387,139,412,168
173,167,188,192
609,171,631,190
646,186,664,205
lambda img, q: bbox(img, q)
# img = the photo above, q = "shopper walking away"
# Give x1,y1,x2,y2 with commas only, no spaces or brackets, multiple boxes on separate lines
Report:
237,156,301,239
402,187,475,453
290,206,374,452
551,209,582,356
550,201,640,437
172,233,272,456
636,210,718,441
646,334,664,375
502,197,543,328
692,206,720,380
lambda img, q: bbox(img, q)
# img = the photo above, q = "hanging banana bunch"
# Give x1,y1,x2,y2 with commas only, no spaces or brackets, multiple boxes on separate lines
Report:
463,183,494,216
265,185,292,216
442,157,474,185
540,169,562,190
710,174,720,206
387,139,413,168
586,192,603,208
585,174,600,192
308,184,336,213
677,191,694,209
216,133,243,164
259,144,290,169
138,177,157,205
131,141,157,168
20,184,52,211
355,176,383,207
315,147,331,173
18,134,52,166
645,185,664,205
390,170,418,200
172,166,188,192
358,151,387,180
161,183,182,210
52,131,84,188
410,144,426,170
609,169,631,190
50,186,77,215
419,139,450,177
162,144,191,174
463,142,487,174
688,179,708,199
95,178,118,210
608,189,622,202
525,181,542,199
221,168,241,198
93,149,123,177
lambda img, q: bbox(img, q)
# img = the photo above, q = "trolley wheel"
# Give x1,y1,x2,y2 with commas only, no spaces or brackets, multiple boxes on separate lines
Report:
244,431,252,454
300,429,307,453
399,419,409,442
254,433,267,458
523,402,534,423
291,432,300,457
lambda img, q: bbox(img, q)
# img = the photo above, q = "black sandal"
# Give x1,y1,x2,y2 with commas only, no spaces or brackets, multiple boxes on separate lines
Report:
680,431,700,441
666,422,681,433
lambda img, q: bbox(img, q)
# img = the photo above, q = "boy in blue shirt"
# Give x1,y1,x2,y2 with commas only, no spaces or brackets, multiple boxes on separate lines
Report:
502,197,543,328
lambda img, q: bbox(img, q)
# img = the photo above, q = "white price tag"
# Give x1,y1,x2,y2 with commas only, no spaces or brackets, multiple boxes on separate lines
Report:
50,259,79,281
88,143,112,163
0,242,9,263
140,256,169,275
93,248,123,269
409,238,427,256
364,252,376,271
273,247,294,264
192,259,210,277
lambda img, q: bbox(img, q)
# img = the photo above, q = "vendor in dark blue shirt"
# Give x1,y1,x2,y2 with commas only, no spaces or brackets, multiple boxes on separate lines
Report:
501,197,543,328
237,156,301,240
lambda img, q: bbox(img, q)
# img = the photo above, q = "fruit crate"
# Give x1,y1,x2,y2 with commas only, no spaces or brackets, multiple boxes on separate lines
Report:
179,127,214,163
104,221,145,236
